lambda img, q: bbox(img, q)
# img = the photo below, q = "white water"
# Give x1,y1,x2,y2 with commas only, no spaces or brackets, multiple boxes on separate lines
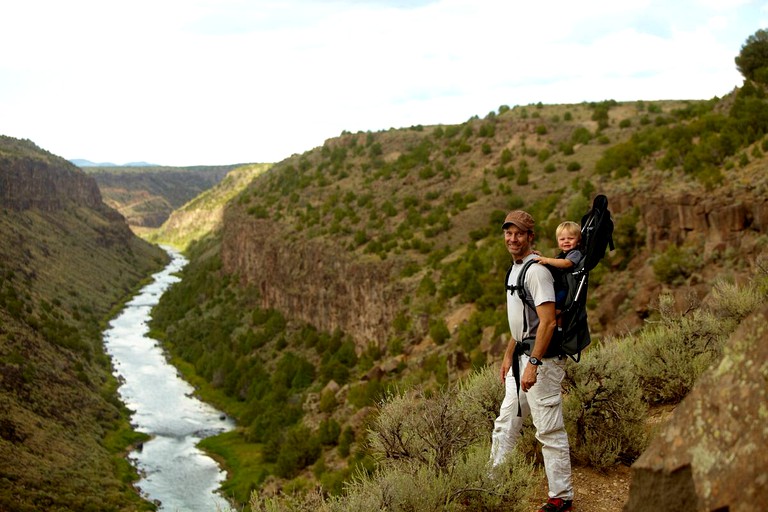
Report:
103,249,235,512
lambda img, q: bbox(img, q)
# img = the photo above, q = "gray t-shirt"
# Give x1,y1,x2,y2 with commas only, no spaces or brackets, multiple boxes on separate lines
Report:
506,253,555,342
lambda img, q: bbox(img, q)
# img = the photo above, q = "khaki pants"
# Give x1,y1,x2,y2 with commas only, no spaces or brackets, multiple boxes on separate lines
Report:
490,354,574,501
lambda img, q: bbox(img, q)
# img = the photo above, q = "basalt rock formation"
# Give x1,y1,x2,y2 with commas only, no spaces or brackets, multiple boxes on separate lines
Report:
221,211,403,346
591,186,768,334
623,304,768,512
1,141,105,212
612,191,768,255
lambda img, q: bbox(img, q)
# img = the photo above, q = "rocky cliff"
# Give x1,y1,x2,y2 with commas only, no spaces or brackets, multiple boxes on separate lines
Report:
1,138,106,212
221,211,403,345
613,189,768,255
590,182,768,334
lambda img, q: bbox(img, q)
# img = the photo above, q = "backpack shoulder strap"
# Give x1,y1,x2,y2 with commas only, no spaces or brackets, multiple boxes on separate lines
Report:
506,259,537,308
506,258,539,418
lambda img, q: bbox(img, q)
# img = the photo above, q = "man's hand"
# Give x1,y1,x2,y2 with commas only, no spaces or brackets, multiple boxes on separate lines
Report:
521,362,538,392
500,357,511,382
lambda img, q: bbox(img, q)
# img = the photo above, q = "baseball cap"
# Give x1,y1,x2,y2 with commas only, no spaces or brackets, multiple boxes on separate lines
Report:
501,210,534,232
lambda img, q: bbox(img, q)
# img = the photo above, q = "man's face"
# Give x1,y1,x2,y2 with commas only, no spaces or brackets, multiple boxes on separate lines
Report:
503,225,533,259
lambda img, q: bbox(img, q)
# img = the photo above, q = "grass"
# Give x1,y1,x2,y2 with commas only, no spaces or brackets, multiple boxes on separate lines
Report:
200,430,272,506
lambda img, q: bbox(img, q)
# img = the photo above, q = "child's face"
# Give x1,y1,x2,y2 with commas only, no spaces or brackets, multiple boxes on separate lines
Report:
557,230,580,251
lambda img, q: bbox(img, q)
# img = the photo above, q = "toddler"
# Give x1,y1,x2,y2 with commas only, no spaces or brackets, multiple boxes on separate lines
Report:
535,221,583,316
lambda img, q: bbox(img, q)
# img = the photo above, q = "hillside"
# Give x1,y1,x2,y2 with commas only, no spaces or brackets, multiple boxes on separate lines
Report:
85,164,243,228
147,87,768,509
0,136,167,511
146,162,272,250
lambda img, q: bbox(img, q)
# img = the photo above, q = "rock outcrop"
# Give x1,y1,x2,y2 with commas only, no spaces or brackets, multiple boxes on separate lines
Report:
624,305,768,512
588,188,768,335
0,153,105,212
221,210,404,346
613,191,768,256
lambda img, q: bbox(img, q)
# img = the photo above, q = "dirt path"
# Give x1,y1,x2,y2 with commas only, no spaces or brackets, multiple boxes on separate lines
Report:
532,464,632,511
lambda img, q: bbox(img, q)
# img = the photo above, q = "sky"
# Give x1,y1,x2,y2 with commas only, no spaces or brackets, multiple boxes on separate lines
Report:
1,0,766,167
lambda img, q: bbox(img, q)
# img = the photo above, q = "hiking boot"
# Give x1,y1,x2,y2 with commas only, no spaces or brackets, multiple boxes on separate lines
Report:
538,497,573,512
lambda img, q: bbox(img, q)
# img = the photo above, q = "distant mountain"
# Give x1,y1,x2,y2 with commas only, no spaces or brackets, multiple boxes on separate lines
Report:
70,159,157,167
124,161,157,167
70,158,116,167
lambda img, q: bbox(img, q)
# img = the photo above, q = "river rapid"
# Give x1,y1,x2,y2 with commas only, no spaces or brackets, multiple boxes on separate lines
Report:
103,249,235,512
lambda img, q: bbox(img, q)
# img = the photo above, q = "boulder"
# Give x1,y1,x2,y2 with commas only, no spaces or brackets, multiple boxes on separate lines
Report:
624,305,768,511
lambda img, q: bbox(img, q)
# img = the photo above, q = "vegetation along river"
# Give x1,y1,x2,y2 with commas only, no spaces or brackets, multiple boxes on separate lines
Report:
103,249,235,512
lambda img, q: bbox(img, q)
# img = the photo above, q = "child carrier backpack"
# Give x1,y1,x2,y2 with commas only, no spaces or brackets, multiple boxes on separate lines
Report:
505,194,614,362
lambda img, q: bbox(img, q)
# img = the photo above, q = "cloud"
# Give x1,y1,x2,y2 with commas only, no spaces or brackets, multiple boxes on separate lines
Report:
0,0,762,165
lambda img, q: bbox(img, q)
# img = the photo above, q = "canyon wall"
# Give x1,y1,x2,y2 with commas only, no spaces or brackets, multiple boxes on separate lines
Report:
220,186,768,348
0,156,106,212
612,190,768,256
221,209,404,346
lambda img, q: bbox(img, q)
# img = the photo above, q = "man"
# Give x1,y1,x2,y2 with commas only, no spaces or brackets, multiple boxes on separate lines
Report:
490,210,574,512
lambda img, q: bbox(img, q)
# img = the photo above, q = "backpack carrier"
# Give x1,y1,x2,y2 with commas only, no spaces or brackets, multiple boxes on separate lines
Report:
505,195,614,413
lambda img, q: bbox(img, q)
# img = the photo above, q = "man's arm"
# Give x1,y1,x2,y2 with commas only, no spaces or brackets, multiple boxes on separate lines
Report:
520,301,556,392
500,336,517,382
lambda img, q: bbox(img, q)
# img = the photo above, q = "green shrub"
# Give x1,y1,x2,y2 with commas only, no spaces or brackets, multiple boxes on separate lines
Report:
327,444,536,512
652,245,701,284
479,123,496,137
275,425,322,478
251,368,537,511
428,317,450,345
559,142,575,155
338,426,355,458
709,278,766,320
564,340,649,468
566,161,582,172
571,126,592,145
319,468,349,496
628,299,729,404
611,207,644,269
318,418,341,446
319,390,337,413
457,315,484,353
347,379,384,409
368,387,485,469
516,167,529,186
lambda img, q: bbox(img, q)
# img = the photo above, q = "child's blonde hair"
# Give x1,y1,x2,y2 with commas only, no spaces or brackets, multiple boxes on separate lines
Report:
555,221,581,239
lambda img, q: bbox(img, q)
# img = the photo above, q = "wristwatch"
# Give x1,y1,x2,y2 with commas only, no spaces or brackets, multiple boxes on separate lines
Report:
529,356,543,366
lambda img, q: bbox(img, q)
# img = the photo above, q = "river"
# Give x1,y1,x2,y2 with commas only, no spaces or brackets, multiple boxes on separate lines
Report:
103,249,235,512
